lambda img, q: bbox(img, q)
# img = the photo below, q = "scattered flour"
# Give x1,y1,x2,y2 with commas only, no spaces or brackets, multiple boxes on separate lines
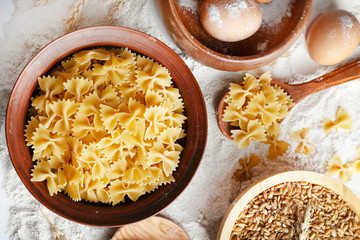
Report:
208,4,222,24
260,0,295,27
1,0,360,240
256,40,269,52
178,0,199,13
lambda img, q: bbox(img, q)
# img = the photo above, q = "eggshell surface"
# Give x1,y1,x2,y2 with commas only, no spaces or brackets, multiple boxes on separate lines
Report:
306,10,360,65
200,0,262,42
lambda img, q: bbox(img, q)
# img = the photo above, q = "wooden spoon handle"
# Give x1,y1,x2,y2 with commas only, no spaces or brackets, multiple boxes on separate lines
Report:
286,60,360,104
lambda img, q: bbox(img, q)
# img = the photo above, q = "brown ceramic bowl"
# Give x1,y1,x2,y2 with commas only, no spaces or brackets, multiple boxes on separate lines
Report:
6,26,207,226
157,0,313,71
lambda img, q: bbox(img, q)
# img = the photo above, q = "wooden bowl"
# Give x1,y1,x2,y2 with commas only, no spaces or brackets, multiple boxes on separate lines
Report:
217,171,360,239
5,26,207,226
157,0,313,71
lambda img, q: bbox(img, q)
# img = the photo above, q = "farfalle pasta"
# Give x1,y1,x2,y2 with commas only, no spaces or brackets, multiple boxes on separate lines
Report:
322,107,353,133
223,73,293,149
289,128,315,155
26,47,186,205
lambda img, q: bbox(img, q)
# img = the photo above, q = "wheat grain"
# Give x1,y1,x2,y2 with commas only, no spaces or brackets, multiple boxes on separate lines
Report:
231,182,360,239
64,0,85,34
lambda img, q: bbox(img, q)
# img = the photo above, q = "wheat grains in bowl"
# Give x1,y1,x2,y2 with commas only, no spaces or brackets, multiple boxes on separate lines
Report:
231,181,360,239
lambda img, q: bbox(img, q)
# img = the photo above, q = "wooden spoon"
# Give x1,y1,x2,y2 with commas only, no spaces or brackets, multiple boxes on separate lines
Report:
217,60,360,139
111,216,190,240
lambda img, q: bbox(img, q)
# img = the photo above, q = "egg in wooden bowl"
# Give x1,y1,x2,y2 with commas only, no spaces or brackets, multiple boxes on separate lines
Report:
157,0,313,71
6,26,207,226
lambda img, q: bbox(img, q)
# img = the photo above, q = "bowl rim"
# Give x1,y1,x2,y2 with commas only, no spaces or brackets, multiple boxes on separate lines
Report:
5,25,208,226
159,0,313,71
217,170,360,240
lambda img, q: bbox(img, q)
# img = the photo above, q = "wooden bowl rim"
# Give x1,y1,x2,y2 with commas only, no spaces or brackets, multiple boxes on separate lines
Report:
160,0,313,70
5,26,208,227
217,170,360,240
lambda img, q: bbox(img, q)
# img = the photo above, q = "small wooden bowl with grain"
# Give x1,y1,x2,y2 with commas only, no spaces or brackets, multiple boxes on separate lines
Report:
217,171,360,239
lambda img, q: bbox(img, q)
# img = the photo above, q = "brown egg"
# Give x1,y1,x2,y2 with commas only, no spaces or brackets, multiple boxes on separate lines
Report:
306,10,360,65
256,0,273,3
200,0,262,42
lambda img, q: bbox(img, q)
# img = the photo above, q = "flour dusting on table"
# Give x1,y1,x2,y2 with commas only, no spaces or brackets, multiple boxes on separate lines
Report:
1,0,360,240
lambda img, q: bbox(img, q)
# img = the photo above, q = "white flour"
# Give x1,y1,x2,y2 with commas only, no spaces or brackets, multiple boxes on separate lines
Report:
260,0,294,27
1,0,360,240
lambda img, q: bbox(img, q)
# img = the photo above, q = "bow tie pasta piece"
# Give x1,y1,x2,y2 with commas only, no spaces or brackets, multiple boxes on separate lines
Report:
27,47,186,204
71,115,96,139
223,103,255,130
73,48,110,65
245,92,280,128
327,154,355,183
231,120,267,149
109,181,144,205
135,55,172,94
106,158,128,180
272,85,294,110
80,172,111,203
119,119,148,162
322,107,353,133
38,76,64,98
226,76,259,109
77,91,104,131
58,165,84,200
82,69,108,90
145,89,164,107
158,127,184,151
91,51,133,88
144,106,168,139
145,141,181,177
142,168,176,195
48,99,78,135
31,160,61,196
50,58,89,81
97,85,120,108
265,135,290,160
100,104,121,132
117,98,146,133
162,87,184,113
116,80,141,102
258,71,272,85
32,124,69,159
63,77,92,101
25,117,40,146
233,154,261,182
222,72,293,150
289,128,315,155
122,167,152,185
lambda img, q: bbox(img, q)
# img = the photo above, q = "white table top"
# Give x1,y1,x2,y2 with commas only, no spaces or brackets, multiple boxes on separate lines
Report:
1,1,360,239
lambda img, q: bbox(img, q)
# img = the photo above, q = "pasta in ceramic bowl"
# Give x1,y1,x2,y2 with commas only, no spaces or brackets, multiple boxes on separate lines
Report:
6,26,207,226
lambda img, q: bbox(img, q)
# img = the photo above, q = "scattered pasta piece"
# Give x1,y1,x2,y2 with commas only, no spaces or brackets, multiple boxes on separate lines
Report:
234,154,261,182
223,72,294,149
26,48,186,205
327,154,356,183
289,128,315,155
322,107,353,133
265,135,290,160
231,120,266,149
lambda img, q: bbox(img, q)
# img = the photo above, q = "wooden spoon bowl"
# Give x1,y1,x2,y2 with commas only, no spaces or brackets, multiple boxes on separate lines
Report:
217,60,360,139
217,171,360,240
